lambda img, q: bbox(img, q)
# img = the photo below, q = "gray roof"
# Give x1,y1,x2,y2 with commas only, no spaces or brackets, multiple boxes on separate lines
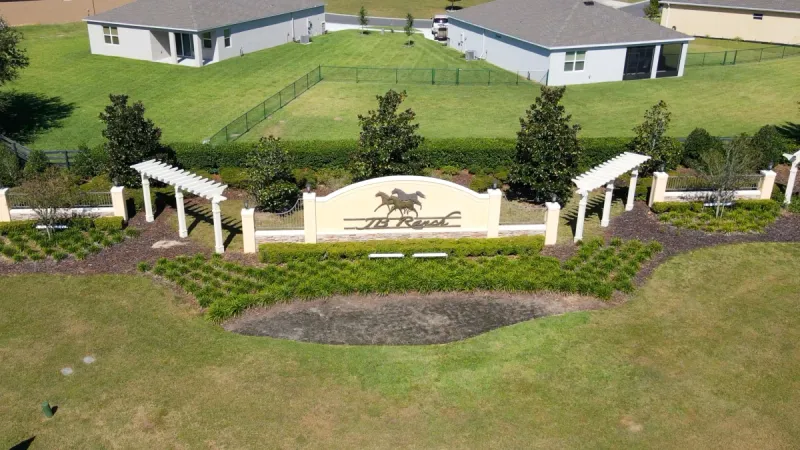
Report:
84,0,325,32
661,0,800,13
448,0,691,49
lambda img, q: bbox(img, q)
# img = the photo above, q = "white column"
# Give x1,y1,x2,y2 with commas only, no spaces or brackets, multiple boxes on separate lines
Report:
650,44,661,79
168,32,178,64
110,186,128,221
0,188,11,222
211,197,224,254
175,187,187,238
758,170,777,200
544,202,561,246
649,172,669,207
141,174,154,222
677,42,688,77
601,182,614,227
302,192,317,244
193,33,203,67
574,191,588,243
241,208,256,253
785,164,798,205
486,188,502,238
626,169,639,211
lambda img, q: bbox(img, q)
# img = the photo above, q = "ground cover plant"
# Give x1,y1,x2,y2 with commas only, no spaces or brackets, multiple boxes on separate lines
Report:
3,243,799,447
143,237,661,321
0,217,134,262
652,199,781,232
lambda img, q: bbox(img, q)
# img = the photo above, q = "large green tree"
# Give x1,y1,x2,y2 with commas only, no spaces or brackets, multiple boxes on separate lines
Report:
644,0,661,20
99,94,163,187
245,136,300,212
509,86,582,204
629,100,683,173
682,127,722,168
0,16,29,86
750,124,789,169
351,89,423,180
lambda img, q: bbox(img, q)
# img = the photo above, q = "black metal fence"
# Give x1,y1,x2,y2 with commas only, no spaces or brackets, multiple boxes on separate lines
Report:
319,66,544,85
685,44,800,67
1,134,79,168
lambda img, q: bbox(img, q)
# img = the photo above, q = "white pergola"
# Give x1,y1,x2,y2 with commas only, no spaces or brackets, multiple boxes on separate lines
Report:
131,160,228,253
783,150,800,205
572,152,651,242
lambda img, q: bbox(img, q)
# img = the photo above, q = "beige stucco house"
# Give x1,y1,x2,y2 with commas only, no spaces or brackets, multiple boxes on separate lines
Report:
660,0,800,44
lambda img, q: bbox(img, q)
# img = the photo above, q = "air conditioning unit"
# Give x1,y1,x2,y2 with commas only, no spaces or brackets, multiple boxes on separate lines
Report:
465,50,476,61
300,34,310,44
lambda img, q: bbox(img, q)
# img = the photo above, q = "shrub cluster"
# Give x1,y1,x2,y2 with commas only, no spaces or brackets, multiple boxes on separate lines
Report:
652,199,781,232
146,238,661,322
259,236,546,264
0,223,137,263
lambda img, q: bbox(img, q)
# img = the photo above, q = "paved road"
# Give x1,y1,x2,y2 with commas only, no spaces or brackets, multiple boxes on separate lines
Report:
619,1,648,17
326,13,433,29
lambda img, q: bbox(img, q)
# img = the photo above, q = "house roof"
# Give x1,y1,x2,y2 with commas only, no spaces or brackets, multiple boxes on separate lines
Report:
661,0,800,14
84,0,325,32
448,0,692,49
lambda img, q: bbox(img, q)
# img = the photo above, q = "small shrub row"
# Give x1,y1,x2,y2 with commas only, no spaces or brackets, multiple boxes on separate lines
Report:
653,199,782,233
0,225,137,263
259,236,546,264
0,217,125,235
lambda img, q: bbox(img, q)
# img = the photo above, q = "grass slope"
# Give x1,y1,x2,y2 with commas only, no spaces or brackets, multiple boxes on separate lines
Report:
2,243,800,447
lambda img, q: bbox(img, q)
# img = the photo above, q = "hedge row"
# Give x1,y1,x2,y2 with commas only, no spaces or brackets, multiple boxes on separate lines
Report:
168,137,646,173
259,235,546,264
651,199,780,214
0,216,124,235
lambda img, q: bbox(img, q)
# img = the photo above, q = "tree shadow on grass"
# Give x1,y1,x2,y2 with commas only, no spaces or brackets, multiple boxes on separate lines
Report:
777,122,800,147
562,189,628,238
0,91,75,144
184,201,242,249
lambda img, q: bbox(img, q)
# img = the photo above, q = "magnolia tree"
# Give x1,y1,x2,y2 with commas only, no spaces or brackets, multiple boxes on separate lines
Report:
629,100,683,173
509,86,582,204
20,168,78,238
246,136,299,212
351,89,423,180
697,135,758,218
0,16,29,86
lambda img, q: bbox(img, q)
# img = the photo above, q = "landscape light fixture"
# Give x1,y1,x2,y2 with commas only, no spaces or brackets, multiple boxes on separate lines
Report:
659,163,665,172
244,198,249,209
305,183,311,193
768,161,774,170
492,182,497,190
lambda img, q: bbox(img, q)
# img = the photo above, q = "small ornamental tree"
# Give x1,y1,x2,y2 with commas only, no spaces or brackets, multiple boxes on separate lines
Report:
629,100,683,173
358,6,369,33
20,167,78,238
644,0,661,20
22,148,50,178
0,148,21,187
0,16,30,86
683,127,722,168
404,13,414,46
99,94,163,187
697,134,758,218
508,85,582,204
351,89,423,180
751,124,789,169
245,136,300,212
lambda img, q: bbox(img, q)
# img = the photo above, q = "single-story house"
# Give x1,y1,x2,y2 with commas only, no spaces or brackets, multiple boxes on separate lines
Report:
83,0,326,66
446,0,694,85
660,0,800,44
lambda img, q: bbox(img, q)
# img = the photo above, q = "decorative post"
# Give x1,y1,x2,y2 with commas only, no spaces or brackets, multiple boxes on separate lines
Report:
175,187,188,238
574,190,588,243
784,152,799,205
110,186,128,221
486,189,502,238
211,197,225,254
757,169,777,200
626,169,638,211
241,207,256,253
302,192,317,244
0,188,11,222
544,202,561,246
600,182,614,227
648,172,669,207
141,174,154,222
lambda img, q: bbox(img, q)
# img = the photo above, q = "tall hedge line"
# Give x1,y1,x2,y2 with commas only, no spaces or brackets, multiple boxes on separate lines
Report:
167,137,661,173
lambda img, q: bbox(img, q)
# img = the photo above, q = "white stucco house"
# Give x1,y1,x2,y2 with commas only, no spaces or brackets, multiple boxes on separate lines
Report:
83,0,326,66
447,0,694,85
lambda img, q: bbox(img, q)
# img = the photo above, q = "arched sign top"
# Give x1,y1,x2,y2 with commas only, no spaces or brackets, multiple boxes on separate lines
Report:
317,175,490,202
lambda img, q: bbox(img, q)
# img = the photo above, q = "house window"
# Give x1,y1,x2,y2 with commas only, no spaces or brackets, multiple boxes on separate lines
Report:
224,29,231,47
753,13,763,20
202,32,212,49
103,26,119,45
564,51,586,72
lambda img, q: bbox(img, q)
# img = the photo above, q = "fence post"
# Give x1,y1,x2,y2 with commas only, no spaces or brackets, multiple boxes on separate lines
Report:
456,68,460,85
241,208,256,253
293,82,296,98
318,65,322,80
516,71,519,85
302,192,317,244
356,67,359,83
306,72,309,87
263,100,266,118
759,48,763,62
722,51,728,65
649,172,669,206
486,189,501,238
544,202,561,246
431,68,435,85
110,186,128,221
279,91,282,107
487,69,491,86
782,46,786,58
245,112,249,130
63,150,70,169
225,125,229,142
732,50,738,64
0,188,11,222
702,52,706,66
395,68,398,84
758,169,777,200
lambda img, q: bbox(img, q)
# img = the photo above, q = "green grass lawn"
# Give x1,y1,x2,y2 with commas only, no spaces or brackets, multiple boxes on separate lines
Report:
2,242,799,447
687,37,790,53
325,0,490,18
5,23,800,149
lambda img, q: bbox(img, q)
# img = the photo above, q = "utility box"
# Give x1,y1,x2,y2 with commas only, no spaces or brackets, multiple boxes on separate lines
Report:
465,50,476,61
300,35,310,44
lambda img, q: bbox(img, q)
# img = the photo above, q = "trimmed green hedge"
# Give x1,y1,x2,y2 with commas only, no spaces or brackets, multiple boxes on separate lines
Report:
1,217,125,235
259,235,546,264
652,199,780,214
653,199,782,232
167,137,644,173
0,220,37,235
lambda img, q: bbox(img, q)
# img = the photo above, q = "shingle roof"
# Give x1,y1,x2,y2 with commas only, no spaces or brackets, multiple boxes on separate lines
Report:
448,0,691,49
661,0,800,13
84,0,325,32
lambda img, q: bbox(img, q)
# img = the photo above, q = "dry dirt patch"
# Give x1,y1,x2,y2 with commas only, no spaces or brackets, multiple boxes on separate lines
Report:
224,291,607,345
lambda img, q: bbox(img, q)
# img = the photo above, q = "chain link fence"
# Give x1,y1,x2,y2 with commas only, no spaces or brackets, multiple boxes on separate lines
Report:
685,44,800,67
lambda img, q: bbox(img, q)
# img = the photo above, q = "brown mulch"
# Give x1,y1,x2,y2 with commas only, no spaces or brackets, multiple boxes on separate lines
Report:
606,201,800,283
0,207,208,276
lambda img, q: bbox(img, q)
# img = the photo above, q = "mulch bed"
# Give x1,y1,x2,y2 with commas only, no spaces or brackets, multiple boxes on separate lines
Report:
607,201,800,283
223,291,606,345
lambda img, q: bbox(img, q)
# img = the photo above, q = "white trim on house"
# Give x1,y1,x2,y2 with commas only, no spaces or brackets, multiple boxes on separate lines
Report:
660,1,800,14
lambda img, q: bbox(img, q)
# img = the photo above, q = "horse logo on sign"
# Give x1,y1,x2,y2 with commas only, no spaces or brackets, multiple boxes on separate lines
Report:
374,189,426,217
343,187,461,230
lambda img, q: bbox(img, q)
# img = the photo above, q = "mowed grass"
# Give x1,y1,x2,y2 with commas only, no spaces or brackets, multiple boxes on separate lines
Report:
2,243,799,447
4,24,500,149
244,55,800,140
325,0,490,18
687,37,790,53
